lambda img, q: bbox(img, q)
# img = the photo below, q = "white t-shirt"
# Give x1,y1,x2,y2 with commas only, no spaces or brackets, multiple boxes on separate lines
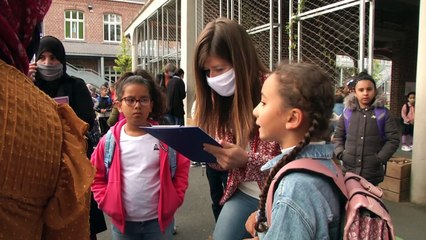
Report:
120,126,161,221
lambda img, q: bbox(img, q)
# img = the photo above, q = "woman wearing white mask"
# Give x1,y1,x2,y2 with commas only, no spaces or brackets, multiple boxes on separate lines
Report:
28,35,107,240
193,18,281,240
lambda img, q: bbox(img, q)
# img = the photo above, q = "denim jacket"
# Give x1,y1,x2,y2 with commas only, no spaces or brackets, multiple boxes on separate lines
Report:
259,143,343,240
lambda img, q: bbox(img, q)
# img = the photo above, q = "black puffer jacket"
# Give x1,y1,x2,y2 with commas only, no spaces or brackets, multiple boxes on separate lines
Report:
333,94,400,185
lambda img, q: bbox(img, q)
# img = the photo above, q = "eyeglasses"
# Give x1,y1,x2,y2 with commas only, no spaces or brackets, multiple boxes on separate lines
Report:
121,96,151,107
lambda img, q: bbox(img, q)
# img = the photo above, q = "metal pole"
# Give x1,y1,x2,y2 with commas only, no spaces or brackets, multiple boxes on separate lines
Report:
297,0,302,62
269,0,274,69
359,0,366,72
368,0,375,74
176,0,179,64
238,0,241,24
289,0,293,63
278,0,282,64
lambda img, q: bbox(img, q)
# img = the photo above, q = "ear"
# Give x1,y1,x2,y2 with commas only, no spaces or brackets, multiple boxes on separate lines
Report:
285,108,304,130
117,101,123,112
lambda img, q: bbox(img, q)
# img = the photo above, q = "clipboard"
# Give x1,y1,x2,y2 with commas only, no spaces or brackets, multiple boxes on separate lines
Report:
140,126,221,163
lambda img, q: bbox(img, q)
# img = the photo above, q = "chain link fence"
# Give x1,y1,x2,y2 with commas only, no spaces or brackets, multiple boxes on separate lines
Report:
133,0,371,87
289,0,370,86
196,0,285,69
195,0,372,86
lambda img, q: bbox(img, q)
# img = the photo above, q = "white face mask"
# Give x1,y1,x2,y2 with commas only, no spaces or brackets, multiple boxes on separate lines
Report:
37,63,63,81
206,68,235,97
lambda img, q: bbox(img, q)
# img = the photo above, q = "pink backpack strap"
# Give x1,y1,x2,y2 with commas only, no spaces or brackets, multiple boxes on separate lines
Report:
266,158,347,226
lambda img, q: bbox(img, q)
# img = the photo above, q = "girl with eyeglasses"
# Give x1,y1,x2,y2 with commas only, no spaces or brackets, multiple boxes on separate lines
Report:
91,75,190,240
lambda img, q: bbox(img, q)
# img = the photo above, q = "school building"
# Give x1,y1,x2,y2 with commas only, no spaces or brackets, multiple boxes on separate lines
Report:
42,0,145,87
124,0,426,204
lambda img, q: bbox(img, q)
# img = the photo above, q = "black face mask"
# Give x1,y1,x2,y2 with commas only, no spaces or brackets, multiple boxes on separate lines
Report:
26,23,42,61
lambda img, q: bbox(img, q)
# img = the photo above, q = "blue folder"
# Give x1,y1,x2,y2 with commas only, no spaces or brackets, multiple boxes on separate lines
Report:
140,126,221,163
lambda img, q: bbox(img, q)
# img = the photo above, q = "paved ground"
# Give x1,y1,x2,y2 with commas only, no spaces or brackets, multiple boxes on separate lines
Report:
97,148,426,240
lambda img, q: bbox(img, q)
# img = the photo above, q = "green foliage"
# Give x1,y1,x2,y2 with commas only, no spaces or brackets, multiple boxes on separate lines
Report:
113,38,132,74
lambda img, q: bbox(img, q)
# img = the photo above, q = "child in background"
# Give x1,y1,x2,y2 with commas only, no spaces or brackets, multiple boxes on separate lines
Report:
401,91,415,151
333,71,400,186
91,75,190,239
248,63,343,239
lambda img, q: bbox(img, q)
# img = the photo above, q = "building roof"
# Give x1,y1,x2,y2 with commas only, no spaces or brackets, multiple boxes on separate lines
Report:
63,42,120,58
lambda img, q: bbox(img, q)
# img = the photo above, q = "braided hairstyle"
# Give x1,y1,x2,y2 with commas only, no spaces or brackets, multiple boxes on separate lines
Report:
255,63,335,232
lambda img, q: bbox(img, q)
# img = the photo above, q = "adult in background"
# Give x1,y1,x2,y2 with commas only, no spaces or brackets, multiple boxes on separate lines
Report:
193,18,281,239
0,0,95,239
156,62,176,92
165,68,186,125
28,35,107,239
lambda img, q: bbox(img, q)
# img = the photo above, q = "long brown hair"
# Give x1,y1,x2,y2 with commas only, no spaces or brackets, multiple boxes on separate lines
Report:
193,18,270,147
255,63,335,232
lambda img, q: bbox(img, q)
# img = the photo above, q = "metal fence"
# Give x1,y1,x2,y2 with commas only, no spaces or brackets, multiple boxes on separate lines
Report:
196,0,285,69
136,0,181,76
195,0,374,86
289,0,373,85
133,0,373,86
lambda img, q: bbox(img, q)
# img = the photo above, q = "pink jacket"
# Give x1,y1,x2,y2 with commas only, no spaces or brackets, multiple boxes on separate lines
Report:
91,119,190,233
401,103,415,124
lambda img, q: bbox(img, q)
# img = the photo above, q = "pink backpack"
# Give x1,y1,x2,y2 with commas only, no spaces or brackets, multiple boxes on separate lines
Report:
266,158,395,240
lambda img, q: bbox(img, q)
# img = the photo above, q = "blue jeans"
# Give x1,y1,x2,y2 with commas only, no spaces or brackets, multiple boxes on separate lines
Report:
112,219,173,240
213,189,258,240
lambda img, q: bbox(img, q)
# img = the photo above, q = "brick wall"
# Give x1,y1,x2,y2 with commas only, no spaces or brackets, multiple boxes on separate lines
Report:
390,29,418,118
43,0,143,43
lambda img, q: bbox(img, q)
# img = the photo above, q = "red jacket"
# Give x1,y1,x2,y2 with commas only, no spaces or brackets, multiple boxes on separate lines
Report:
91,119,190,233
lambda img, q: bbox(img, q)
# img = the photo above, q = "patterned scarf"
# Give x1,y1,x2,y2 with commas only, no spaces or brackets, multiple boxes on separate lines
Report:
0,0,52,74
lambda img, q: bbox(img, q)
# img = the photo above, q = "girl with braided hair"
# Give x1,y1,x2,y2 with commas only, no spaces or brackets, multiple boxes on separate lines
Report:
246,63,344,239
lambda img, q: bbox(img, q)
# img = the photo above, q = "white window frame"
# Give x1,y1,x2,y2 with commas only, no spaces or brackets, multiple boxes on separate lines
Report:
64,10,85,40
105,66,120,83
104,14,122,42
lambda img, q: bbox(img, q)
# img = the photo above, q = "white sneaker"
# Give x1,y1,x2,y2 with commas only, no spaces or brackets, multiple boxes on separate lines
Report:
401,145,410,151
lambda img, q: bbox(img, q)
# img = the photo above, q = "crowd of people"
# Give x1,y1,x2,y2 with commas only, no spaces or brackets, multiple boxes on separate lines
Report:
1,0,411,239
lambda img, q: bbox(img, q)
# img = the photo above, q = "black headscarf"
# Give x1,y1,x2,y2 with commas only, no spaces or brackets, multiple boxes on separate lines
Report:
36,35,67,73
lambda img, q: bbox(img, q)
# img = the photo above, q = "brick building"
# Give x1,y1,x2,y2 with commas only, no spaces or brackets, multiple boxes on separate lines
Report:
42,0,145,86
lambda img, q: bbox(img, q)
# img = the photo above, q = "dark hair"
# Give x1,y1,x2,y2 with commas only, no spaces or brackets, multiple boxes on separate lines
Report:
335,94,344,103
353,71,376,89
115,75,166,120
174,68,184,77
134,68,155,82
255,63,334,232
406,91,415,98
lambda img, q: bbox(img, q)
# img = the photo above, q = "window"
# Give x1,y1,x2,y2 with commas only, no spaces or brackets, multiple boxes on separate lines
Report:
105,66,120,83
104,14,122,42
65,10,84,40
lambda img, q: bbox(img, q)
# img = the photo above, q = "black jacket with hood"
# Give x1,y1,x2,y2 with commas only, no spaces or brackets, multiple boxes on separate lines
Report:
333,93,400,185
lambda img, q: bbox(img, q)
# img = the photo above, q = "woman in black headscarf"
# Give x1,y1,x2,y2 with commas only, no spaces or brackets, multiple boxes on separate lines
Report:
29,36,96,129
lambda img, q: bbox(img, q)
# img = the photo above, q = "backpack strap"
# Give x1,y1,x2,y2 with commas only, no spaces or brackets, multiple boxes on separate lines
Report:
344,107,388,141
168,147,177,178
104,130,115,179
374,107,387,141
266,158,347,226
103,131,177,180
343,108,352,138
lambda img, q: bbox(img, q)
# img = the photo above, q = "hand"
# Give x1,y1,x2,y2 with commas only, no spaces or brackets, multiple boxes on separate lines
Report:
203,140,248,170
28,63,37,82
101,109,106,113
245,211,258,237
